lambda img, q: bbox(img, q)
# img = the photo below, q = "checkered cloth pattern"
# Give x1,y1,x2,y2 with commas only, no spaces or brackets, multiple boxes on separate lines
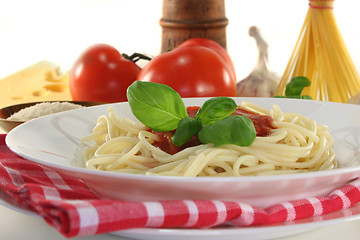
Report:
1,134,360,238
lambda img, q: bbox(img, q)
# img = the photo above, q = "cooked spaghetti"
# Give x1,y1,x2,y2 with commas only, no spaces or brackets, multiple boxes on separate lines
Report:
80,102,336,176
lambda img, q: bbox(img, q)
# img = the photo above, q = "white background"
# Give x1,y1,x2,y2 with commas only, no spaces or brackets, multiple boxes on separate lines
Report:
0,0,360,82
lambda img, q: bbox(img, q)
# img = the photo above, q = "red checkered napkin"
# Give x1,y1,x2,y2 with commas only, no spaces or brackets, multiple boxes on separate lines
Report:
1,134,360,238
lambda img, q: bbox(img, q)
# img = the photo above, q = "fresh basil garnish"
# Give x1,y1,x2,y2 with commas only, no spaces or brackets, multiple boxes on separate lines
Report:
196,97,237,125
127,81,257,148
127,81,188,131
171,117,202,147
275,76,312,99
300,95,313,100
198,115,256,147
285,76,311,96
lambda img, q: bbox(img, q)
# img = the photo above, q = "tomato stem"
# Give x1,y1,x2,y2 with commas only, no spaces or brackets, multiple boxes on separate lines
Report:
122,53,152,63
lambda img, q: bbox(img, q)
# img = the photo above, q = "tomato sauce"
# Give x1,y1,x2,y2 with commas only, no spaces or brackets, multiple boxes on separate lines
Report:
232,107,275,137
148,106,275,154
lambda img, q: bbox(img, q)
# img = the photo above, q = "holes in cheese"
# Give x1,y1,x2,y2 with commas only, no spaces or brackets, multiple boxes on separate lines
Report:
43,84,67,93
0,61,72,108
32,90,49,97
11,96,24,100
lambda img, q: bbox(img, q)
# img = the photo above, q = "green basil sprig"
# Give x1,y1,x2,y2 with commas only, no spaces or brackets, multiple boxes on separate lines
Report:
172,97,238,147
275,76,312,99
195,97,237,124
171,117,202,147
127,81,188,131
127,81,256,147
198,115,256,147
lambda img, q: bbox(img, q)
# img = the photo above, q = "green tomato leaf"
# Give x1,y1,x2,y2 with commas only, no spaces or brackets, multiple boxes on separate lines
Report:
196,97,237,125
171,117,202,147
127,81,188,131
198,115,256,147
285,76,311,97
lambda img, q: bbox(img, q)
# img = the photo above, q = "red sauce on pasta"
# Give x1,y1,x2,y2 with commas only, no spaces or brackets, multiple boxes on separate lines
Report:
232,107,275,137
148,106,275,154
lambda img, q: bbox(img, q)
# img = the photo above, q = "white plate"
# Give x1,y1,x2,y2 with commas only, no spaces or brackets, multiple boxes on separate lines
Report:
1,196,360,240
5,97,360,208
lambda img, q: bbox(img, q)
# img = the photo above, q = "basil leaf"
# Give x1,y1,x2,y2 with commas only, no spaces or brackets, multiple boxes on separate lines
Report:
285,76,311,97
196,97,237,125
171,117,202,147
300,95,313,100
127,81,188,131
275,94,313,100
198,115,256,147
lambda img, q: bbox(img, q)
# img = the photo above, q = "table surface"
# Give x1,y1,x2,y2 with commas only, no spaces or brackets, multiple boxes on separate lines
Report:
1,127,360,240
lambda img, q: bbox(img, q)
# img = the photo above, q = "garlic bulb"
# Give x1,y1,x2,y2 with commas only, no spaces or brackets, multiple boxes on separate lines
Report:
236,26,281,97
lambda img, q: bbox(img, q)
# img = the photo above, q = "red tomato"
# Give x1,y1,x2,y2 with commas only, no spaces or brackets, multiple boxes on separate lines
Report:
137,45,236,98
69,43,140,103
178,38,237,81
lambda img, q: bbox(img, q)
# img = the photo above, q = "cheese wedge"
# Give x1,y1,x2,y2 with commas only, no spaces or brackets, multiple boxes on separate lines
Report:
0,61,72,108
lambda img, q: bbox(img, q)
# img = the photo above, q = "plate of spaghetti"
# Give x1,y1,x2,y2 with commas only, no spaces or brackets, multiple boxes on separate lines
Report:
5,90,360,207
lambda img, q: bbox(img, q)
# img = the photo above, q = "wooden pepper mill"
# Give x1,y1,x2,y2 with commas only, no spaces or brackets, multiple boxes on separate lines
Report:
160,0,228,52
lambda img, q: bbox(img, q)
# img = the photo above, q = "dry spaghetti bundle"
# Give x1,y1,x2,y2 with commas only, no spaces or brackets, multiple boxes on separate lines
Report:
275,0,360,102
